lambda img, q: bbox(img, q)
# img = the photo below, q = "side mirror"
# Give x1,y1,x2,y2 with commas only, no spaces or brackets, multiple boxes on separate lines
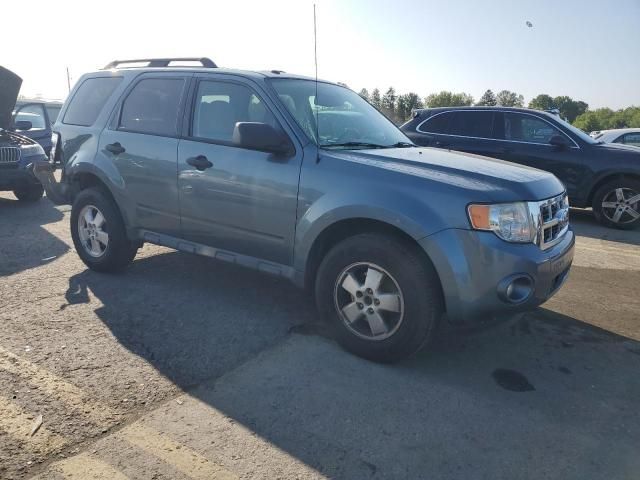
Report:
549,135,569,149
14,120,32,131
233,122,293,156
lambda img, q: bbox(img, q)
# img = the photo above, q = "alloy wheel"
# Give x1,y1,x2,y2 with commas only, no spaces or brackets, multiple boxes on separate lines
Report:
601,188,640,225
334,262,405,341
77,204,109,257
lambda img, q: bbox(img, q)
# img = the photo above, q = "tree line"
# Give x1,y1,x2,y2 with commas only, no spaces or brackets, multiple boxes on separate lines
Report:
357,87,640,132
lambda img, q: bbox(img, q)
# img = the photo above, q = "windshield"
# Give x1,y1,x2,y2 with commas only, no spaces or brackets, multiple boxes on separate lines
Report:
551,114,599,144
270,79,411,149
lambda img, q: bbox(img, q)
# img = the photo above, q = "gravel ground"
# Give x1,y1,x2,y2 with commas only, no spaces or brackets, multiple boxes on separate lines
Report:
0,193,638,480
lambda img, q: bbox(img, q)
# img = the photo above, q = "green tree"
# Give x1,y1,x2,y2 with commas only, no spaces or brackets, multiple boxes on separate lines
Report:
475,89,497,106
424,91,474,108
370,88,381,109
358,88,370,101
396,92,424,123
528,94,555,111
496,90,525,107
553,96,588,123
381,87,398,120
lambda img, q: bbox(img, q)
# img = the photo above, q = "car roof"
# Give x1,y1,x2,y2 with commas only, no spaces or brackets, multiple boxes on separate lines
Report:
415,106,546,115
95,66,329,84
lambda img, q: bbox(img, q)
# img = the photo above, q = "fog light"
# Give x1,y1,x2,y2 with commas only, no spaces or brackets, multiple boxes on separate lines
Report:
497,274,534,304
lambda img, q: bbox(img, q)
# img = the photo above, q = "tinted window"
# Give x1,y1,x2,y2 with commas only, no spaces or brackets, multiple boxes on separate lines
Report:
119,78,185,136
46,105,62,123
191,81,279,143
449,111,494,138
419,112,452,134
63,77,122,126
622,133,640,147
503,113,562,144
14,104,47,130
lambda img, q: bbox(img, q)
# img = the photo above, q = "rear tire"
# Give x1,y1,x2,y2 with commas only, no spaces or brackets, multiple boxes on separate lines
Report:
315,233,443,363
13,184,44,202
592,178,640,230
70,187,138,273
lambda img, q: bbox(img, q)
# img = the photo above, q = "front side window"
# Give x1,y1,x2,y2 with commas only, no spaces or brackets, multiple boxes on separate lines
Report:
191,81,279,143
119,78,185,136
418,112,452,134
13,104,47,130
270,79,409,148
63,77,122,126
503,113,563,144
448,111,494,138
622,133,640,147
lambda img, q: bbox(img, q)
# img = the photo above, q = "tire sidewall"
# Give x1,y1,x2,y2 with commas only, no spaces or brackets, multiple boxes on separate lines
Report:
593,178,640,230
315,234,442,362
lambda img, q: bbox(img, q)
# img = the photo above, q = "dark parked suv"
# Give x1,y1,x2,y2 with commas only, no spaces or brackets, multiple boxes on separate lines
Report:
402,107,640,229
35,58,574,362
0,67,47,201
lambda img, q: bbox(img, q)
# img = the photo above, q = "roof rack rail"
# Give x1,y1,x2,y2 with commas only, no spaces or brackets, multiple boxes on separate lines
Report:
103,57,217,70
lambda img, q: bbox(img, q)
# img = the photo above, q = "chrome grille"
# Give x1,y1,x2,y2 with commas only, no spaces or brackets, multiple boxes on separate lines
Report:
0,147,21,164
531,193,570,250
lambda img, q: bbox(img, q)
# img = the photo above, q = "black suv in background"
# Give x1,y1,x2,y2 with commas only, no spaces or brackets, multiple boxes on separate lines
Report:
401,107,640,229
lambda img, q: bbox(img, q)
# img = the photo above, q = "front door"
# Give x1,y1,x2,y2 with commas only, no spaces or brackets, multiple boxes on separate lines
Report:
98,74,189,237
492,111,588,199
177,76,302,265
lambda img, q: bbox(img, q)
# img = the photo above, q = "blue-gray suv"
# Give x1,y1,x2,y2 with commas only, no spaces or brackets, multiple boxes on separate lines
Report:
35,57,574,362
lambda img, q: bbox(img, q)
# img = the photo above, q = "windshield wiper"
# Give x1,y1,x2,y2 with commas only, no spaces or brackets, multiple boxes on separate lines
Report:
388,141,416,148
320,142,388,149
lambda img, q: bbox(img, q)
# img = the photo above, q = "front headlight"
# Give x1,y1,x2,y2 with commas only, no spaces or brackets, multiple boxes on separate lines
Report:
468,202,534,243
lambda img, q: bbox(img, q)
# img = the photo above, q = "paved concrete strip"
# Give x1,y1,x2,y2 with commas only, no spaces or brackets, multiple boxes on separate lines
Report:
49,452,131,480
0,346,116,424
0,394,68,454
118,422,239,480
576,243,639,260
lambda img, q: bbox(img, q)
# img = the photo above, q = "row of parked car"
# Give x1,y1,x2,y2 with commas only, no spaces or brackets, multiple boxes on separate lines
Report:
0,59,636,361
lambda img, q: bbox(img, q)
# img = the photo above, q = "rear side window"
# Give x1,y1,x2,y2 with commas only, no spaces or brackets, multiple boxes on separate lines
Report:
418,112,452,134
63,77,122,126
449,111,494,138
621,133,640,147
119,78,185,136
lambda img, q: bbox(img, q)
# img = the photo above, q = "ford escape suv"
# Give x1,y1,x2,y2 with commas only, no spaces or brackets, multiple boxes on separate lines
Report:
35,57,574,362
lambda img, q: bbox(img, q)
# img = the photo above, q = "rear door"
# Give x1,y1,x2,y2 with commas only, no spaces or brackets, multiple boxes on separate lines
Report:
443,110,501,157
99,73,189,237
177,74,302,265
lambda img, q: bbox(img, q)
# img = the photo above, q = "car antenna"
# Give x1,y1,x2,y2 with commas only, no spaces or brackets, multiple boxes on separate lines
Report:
314,3,321,164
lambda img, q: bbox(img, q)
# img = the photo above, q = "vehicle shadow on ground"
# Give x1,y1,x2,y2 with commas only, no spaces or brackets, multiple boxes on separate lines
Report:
0,196,69,276
570,207,640,246
64,250,640,479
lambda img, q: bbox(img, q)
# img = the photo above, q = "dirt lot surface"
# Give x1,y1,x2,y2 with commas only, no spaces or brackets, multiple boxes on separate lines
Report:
1,193,639,479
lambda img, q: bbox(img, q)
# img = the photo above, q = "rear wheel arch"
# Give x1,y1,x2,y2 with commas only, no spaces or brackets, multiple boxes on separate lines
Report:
69,171,132,230
303,218,444,305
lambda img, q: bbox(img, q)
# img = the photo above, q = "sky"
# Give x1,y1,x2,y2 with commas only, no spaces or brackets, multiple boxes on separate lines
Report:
3,0,639,109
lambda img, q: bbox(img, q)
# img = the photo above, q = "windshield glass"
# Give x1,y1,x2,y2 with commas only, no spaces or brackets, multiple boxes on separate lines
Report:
551,114,599,144
270,79,411,149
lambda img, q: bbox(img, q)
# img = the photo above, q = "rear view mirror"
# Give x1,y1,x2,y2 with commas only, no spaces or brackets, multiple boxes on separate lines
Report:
549,135,569,149
233,122,293,156
14,120,32,131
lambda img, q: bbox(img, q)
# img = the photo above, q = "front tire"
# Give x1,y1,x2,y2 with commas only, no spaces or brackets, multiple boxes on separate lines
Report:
592,178,640,230
70,187,138,272
315,233,443,363
13,184,44,202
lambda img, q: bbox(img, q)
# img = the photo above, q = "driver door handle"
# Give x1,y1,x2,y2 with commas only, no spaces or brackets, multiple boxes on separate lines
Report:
187,155,213,171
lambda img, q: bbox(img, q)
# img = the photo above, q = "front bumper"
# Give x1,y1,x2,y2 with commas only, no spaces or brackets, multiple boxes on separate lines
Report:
0,155,44,191
419,228,575,323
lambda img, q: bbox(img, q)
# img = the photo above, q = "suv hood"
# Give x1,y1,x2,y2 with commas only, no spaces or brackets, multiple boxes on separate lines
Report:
0,66,22,130
331,147,565,202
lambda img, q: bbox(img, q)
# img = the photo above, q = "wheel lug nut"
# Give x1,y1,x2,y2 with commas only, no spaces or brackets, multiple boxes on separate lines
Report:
374,299,380,306
366,288,373,295
356,291,363,298
367,307,374,314
357,303,363,309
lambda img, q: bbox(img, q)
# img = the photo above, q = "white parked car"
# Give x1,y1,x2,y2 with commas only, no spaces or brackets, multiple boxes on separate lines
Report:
590,128,640,148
